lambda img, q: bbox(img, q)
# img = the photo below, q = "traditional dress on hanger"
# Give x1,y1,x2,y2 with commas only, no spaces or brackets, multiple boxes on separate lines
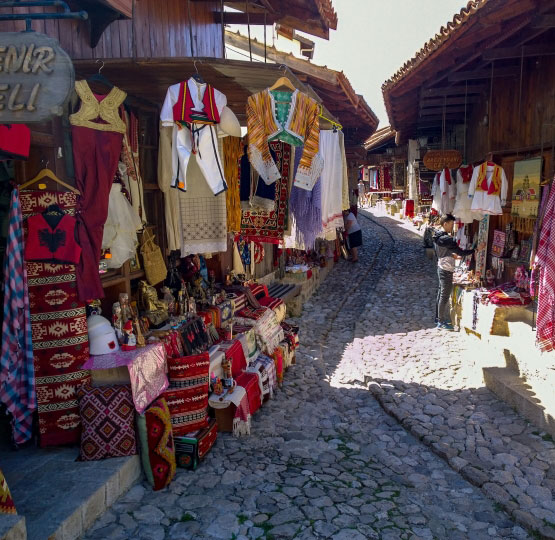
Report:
160,79,228,194
101,183,142,268
247,88,323,190
69,80,127,301
453,165,479,223
431,172,442,213
468,162,508,216
0,188,35,445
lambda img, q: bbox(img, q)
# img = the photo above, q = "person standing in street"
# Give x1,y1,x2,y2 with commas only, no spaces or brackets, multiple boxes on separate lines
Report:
433,214,474,330
343,210,362,262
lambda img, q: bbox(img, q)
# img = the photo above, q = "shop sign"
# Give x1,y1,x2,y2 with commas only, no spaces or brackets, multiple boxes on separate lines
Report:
511,157,542,219
423,149,462,171
0,32,74,123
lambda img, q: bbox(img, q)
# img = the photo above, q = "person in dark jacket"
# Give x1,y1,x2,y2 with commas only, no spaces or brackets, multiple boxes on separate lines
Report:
433,214,474,330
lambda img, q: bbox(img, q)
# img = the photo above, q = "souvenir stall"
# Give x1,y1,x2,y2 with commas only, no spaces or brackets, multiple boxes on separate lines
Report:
0,56,361,498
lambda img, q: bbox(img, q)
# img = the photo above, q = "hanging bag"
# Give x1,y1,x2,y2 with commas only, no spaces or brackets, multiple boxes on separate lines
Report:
140,229,167,285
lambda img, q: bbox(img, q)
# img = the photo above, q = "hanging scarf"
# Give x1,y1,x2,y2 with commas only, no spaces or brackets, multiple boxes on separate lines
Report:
476,162,502,195
289,146,322,249
0,188,35,445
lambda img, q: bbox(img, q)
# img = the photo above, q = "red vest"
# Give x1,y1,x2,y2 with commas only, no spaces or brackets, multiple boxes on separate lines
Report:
0,124,31,160
25,213,81,265
172,81,221,125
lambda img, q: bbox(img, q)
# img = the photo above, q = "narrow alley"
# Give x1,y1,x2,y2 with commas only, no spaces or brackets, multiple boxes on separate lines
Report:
83,210,554,540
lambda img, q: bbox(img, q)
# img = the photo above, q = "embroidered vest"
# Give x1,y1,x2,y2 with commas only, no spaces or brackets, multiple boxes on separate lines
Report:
25,213,81,265
172,81,221,125
475,162,502,196
459,165,473,184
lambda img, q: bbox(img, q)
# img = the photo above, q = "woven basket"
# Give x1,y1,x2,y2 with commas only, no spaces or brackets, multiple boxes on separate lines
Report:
140,229,167,286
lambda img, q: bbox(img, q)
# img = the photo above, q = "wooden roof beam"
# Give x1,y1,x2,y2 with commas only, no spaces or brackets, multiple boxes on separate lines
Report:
215,12,276,25
420,96,481,107
482,42,555,61
422,84,487,97
532,14,555,28
448,66,520,81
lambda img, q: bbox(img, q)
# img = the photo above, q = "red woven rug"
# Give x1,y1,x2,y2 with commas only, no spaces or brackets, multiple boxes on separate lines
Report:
240,141,291,244
20,191,90,447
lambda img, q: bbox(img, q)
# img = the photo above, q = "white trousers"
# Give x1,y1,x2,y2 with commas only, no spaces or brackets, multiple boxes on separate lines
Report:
171,123,227,195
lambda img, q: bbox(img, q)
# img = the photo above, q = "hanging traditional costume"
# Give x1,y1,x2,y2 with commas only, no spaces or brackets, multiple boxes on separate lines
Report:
246,88,323,190
69,80,127,301
453,164,479,223
160,78,228,195
439,168,456,214
468,162,508,216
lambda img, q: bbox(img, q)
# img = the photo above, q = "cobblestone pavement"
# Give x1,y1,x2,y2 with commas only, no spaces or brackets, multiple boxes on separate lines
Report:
84,211,546,540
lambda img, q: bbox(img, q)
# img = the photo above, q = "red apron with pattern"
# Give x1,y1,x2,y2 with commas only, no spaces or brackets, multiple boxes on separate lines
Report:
20,190,90,447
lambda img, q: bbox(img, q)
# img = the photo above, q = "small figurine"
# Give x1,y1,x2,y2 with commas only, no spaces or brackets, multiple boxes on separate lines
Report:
161,286,176,316
119,293,132,322
221,357,235,390
485,269,495,287
211,372,224,395
121,320,137,351
133,318,146,348
112,302,123,341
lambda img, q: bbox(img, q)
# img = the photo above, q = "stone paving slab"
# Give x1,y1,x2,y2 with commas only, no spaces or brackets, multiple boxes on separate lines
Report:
0,443,141,540
83,209,531,540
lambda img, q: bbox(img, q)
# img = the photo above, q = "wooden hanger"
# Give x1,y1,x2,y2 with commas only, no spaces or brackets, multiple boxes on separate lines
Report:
269,76,296,92
20,168,81,195
318,105,342,131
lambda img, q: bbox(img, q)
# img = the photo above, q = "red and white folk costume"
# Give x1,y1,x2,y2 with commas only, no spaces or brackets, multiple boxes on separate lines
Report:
160,78,228,195
468,162,508,216
453,164,480,223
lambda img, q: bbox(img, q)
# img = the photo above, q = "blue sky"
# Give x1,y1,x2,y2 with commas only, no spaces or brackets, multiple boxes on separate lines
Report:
228,0,468,127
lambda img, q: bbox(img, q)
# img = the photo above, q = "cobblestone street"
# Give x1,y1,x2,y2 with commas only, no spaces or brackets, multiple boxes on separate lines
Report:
84,211,555,540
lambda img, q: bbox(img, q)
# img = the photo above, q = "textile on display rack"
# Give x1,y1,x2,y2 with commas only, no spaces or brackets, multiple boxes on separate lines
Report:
166,352,210,389
289,145,323,250
178,139,227,256
320,130,345,240
216,339,248,377
136,397,176,491
246,353,277,399
379,165,392,191
0,469,16,514
235,306,284,355
246,88,323,189
158,126,181,252
535,180,555,352
162,382,210,436
120,107,146,223
101,183,142,268
160,78,228,194
0,124,30,160
0,188,35,445
223,136,244,232
453,165,479,223
339,132,350,212
82,343,169,414
69,80,127,301
468,162,508,216
20,190,90,447
77,383,137,461
240,141,291,244
235,371,262,416
209,385,250,436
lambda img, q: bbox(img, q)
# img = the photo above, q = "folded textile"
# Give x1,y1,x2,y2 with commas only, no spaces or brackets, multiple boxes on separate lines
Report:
235,371,262,416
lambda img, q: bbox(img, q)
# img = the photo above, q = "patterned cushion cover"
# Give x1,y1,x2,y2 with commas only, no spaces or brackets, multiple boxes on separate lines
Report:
136,397,176,491
77,384,137,461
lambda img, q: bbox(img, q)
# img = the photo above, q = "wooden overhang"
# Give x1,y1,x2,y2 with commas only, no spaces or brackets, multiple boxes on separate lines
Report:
381,0,555,142
190,0,337,40
225,31,379,153
364,126,397,153
73,57,338,124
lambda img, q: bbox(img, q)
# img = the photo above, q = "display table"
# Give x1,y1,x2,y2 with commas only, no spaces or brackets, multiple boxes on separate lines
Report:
457,286,533,337
82,342,168,414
